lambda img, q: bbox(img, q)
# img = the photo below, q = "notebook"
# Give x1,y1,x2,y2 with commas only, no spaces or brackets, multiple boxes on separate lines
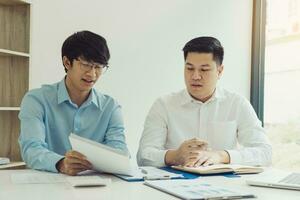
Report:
144,179,256,200
69,133,134,176
172,164,264,175
246,169,300,190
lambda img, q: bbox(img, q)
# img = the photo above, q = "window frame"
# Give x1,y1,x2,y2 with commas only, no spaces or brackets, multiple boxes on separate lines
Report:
250,0,266,124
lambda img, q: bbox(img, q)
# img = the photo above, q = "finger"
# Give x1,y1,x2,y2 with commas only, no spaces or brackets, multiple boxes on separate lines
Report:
184,157,198,167
66,168,86,176
65,151,92,167
65,150,87,160
188,138,208,143
202,158,214,167
66,163,92,171
189,141,208,148
194,156,209,167
181,146,206,154
64,162,91,176
184,161,195,167
65,157,88,165
184,151,204,161
187,151,200,157
188,146,207,151
186,140,208,147
65,157,92,169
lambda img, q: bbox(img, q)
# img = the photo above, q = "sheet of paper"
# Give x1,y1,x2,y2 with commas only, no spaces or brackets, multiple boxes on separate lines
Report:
69,133,134,176
145,179,255,200
11,173,66,184
11,171,111,188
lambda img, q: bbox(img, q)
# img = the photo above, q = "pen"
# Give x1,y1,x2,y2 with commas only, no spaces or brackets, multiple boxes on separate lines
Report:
204,195,256,200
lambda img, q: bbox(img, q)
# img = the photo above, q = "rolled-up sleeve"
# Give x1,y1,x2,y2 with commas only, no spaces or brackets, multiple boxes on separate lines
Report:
18,93,64,172
137,99,169,167
227,98,272,166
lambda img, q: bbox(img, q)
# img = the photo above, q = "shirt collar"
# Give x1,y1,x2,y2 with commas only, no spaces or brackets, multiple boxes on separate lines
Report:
89,89,101,109
181,86,225,105
57,78,100,109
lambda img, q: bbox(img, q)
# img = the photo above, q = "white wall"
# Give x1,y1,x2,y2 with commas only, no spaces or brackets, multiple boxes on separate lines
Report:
30,0,253,158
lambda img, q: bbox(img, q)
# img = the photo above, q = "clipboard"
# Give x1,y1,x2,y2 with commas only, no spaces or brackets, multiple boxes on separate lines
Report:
115,166,198,182
115,166,239,182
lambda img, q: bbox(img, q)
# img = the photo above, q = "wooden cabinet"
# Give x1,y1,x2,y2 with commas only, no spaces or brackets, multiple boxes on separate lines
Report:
0,0,30,161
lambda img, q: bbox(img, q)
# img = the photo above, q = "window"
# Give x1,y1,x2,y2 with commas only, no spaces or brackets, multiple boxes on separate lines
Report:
264,0,300,171
252,0,300,171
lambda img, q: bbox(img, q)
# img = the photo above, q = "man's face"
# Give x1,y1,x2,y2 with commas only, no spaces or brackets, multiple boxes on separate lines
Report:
184,52,223,102
64,57,101,93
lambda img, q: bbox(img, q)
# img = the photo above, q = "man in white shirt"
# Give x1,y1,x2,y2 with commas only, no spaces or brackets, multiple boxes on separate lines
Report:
137,37,272,168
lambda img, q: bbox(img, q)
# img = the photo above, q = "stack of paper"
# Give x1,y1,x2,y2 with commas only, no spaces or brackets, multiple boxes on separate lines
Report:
0,157,25,169
0,157,10,165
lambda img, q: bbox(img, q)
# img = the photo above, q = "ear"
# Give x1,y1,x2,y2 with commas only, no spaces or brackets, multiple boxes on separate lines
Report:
63,56,71,70
217,64,224,79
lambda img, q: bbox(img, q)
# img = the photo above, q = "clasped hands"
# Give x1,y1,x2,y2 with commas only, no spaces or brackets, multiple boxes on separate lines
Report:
165,138,229,167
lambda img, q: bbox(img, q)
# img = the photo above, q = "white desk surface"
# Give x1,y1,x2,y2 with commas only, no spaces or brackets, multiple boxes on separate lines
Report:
0,169,299,200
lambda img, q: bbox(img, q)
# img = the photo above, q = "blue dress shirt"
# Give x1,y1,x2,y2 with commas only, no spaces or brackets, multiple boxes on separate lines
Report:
18,79,128,172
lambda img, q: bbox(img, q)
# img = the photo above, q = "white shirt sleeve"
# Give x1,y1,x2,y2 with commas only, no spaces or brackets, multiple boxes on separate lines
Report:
137,99,169,167
227,98,272,166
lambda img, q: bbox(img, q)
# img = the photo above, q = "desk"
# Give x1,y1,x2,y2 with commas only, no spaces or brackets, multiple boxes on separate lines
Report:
0,169,299,200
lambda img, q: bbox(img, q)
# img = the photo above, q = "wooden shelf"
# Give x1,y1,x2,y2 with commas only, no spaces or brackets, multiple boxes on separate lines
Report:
0,107,20,111
0,0,30,162
0,49,29,57
0,0,30,5
0,3,30,53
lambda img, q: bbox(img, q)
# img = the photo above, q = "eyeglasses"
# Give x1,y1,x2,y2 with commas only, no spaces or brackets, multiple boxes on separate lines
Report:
76,58,109,74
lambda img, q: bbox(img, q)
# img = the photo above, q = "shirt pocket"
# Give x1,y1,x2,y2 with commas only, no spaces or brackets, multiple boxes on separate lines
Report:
207,121,237,150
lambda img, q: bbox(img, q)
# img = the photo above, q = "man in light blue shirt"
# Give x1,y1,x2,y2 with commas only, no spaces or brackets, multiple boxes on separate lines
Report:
19,31,128,175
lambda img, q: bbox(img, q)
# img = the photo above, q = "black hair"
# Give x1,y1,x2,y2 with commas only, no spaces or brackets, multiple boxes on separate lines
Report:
182,36,224,65
61,30,110,72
